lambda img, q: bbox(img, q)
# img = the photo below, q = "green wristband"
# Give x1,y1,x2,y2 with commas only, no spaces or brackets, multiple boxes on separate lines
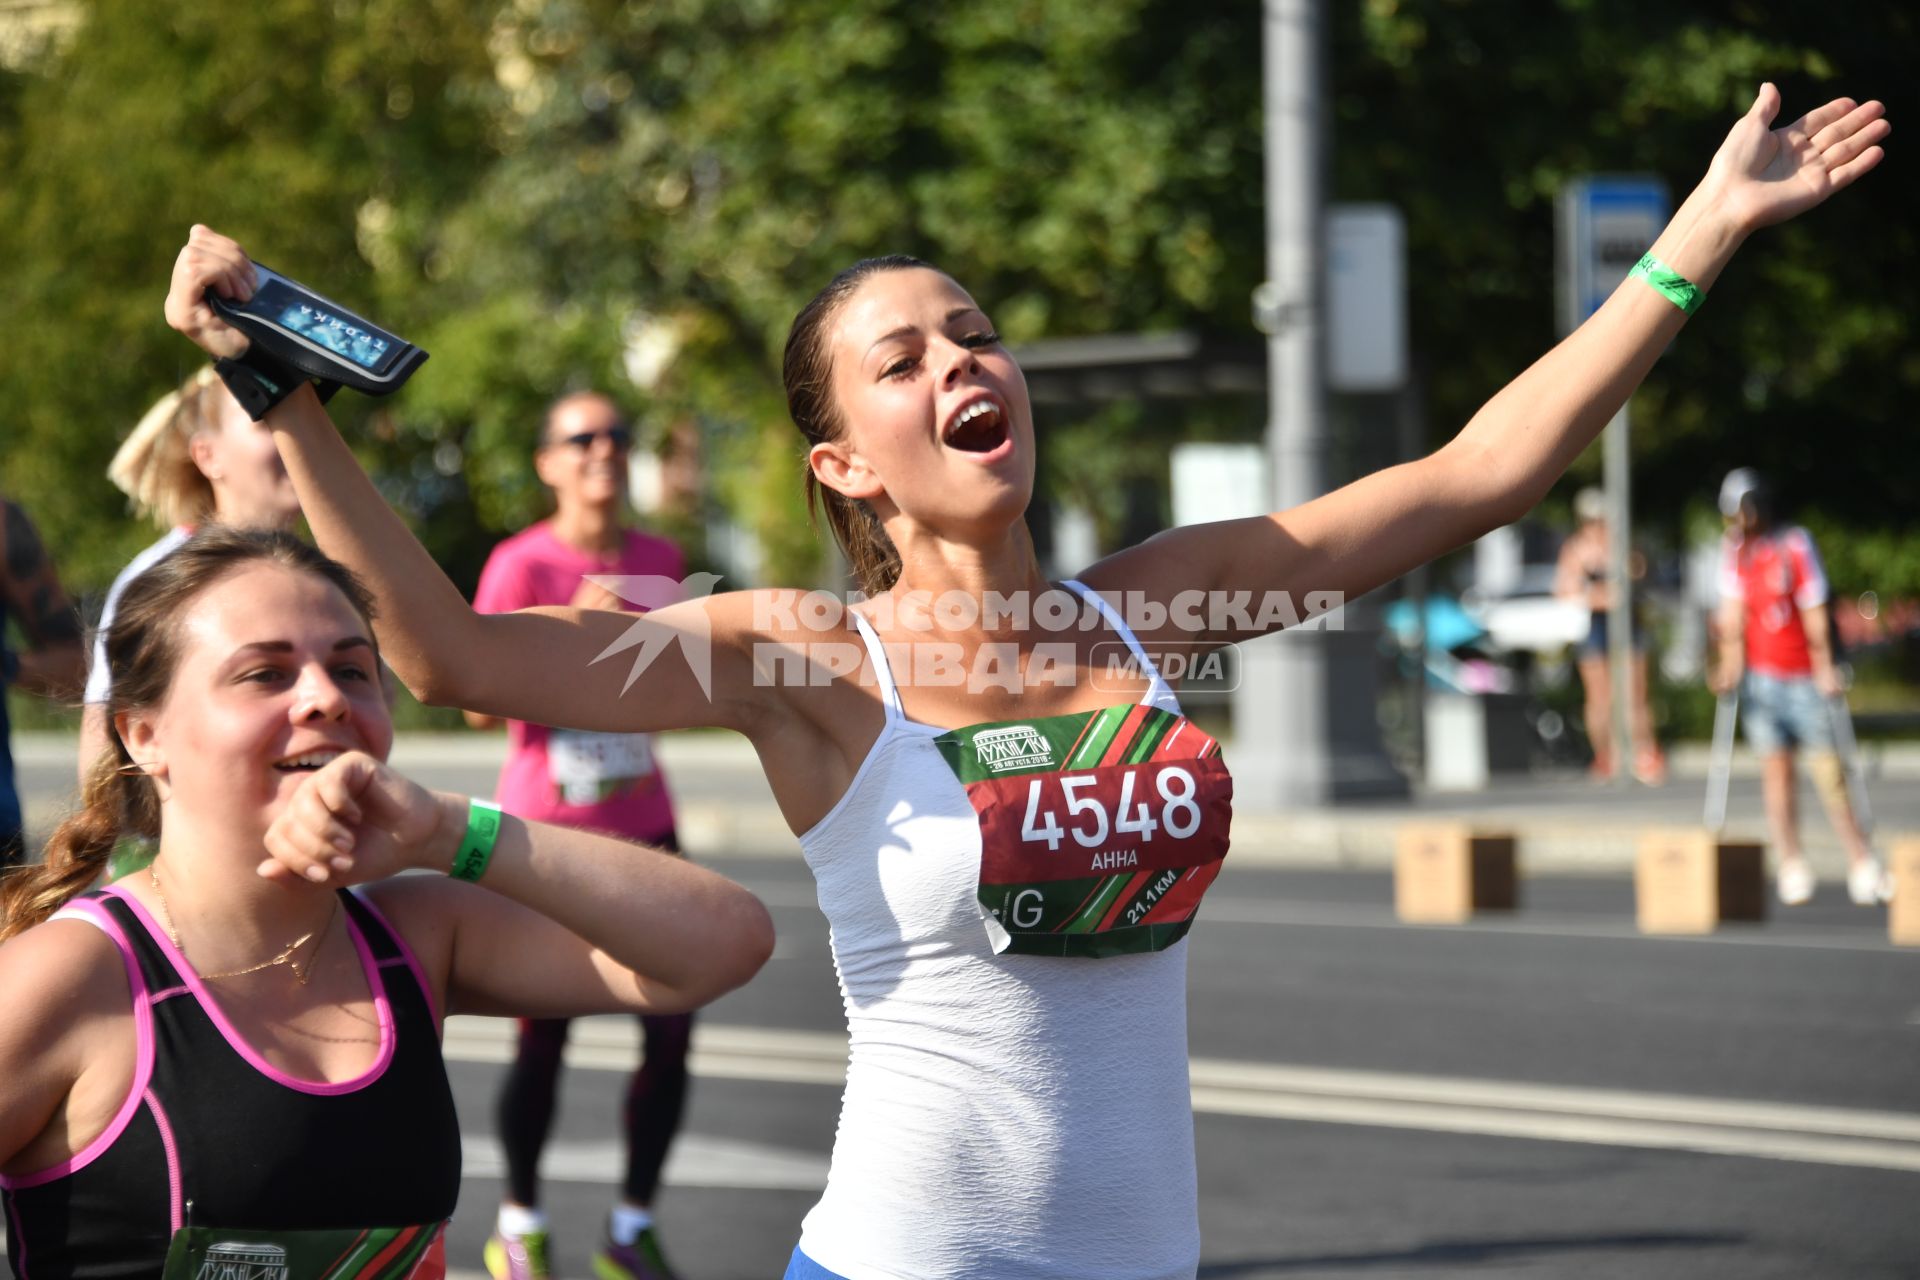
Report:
1628,252,1703,316
450,799,504,882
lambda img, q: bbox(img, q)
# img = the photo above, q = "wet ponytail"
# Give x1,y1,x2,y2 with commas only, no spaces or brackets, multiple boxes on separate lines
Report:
0,743,158,942
783,255,932,597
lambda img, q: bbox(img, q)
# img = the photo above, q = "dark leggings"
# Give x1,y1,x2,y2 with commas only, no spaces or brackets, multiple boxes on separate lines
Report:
496,829,692,1207
497,1008,695,1206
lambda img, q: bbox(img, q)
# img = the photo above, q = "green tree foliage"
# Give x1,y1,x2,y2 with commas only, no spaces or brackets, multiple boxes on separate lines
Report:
0,0,497,587
423,0,1264,586
0,0,1912,607
1335,0,1917,594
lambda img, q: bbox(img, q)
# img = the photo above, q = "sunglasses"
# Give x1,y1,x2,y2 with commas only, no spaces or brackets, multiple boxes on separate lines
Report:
549,427,633,451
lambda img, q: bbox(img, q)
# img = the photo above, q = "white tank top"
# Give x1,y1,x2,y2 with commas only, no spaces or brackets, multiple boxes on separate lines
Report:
795,580,1213,1280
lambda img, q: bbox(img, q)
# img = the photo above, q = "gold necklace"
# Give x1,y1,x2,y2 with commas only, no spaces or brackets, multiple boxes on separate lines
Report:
148,863,337,985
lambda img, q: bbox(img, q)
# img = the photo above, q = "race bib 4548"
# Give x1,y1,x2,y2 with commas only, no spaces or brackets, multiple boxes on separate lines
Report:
935,704,1232,958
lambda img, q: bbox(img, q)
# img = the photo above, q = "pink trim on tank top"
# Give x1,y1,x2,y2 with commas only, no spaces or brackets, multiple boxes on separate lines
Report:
0,900,157,1191
101,885,396,1094
145,1089,183,1233
350,888,441,1030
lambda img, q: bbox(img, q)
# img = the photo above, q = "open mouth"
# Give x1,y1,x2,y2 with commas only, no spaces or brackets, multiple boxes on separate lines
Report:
943,397,1011,455
273,750,346,774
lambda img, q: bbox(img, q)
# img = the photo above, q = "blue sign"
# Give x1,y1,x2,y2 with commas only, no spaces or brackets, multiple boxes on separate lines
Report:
1557,176,1669,336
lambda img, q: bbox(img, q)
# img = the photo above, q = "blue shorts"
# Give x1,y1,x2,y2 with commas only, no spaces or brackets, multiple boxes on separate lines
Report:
783,1247,849,1280
1742,671,1835,756
1578,611,1648,658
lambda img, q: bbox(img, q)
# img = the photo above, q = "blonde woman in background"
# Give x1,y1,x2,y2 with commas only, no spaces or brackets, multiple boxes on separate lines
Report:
79,367,304,789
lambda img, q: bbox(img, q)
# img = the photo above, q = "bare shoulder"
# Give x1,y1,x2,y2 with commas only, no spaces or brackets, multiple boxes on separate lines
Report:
0,916,128,1078
709,585,870,719
0,914,126,1007
1073,528,1195,599
357,877,464,961
716,588,894,832
1071,526,1276,653
0,916,135,1170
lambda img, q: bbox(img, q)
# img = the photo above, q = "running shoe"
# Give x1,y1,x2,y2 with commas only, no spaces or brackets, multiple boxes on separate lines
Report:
1776,858,1816,907
592,1227,681,1280
484,1230,553,1280
1848,856,1895,906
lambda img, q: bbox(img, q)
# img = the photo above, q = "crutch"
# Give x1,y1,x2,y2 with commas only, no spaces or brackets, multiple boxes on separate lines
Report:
1704,690,1739,834
1827,694,1875,836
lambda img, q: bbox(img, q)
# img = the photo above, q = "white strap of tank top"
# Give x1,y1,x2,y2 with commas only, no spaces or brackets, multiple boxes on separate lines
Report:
846,609,905,722
1062,578,1170,694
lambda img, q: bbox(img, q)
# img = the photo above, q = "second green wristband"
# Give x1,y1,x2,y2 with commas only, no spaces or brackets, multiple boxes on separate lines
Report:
1628,251,1704,316
450,799,503,882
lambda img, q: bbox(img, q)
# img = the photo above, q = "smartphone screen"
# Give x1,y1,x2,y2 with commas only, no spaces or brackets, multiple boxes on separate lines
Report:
248,277,400,375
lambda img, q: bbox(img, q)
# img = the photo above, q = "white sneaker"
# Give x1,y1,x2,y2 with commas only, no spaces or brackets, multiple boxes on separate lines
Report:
1777,859,1816,907
1848,857,1895,906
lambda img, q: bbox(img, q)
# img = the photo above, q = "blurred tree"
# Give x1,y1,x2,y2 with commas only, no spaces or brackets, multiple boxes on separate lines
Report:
0,0,497,590
1333,0,1917,593
425,0,1265,587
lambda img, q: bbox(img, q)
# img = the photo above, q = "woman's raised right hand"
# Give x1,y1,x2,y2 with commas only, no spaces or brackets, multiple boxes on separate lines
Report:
163,225,258,360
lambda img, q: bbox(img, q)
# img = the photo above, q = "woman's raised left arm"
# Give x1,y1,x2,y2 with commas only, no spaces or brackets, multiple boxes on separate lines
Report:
1087,86,1888,644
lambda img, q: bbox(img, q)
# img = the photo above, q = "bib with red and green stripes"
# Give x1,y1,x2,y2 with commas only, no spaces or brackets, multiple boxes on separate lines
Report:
934,703,1232,958
162,1223,445,1280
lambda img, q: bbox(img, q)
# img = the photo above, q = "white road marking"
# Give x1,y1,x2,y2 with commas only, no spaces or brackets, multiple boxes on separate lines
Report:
460,1133,828,1191
443,1017,1920,1175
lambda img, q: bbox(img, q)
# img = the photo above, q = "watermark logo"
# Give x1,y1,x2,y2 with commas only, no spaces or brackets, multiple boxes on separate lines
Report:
1087,643,1238,692
580,578,1340,697
973,724,1054,773
585,572,724,699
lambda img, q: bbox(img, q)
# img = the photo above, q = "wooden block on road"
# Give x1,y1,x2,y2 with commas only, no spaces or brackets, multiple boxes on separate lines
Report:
1635,830,1765,934
1890,837,1920,947
1395,825,1518,924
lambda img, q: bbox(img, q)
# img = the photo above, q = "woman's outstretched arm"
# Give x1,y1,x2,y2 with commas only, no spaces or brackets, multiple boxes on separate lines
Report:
1088,86,1889,642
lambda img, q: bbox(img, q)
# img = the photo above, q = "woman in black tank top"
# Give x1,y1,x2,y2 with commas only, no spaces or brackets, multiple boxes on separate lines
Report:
0,529,773,1279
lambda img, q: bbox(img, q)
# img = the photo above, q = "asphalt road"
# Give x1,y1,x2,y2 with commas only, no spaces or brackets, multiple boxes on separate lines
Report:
433,856,1919,1280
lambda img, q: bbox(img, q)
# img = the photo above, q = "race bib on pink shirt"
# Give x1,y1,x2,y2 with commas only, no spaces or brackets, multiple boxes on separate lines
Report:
935,704,1232,958
546,728,658,806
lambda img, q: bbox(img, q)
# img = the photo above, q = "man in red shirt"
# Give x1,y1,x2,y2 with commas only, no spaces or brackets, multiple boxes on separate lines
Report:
1711,469,1889,906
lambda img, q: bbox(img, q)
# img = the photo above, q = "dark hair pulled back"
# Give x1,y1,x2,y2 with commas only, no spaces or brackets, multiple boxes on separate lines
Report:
783,255,934,596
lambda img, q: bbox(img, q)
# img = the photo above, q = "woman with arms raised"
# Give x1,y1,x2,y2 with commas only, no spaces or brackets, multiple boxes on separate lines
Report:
0,528,773,1278
163,86,1886,1280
